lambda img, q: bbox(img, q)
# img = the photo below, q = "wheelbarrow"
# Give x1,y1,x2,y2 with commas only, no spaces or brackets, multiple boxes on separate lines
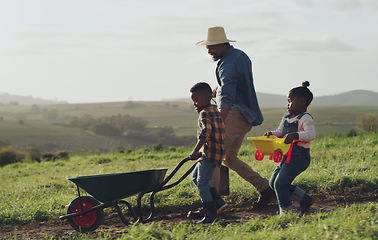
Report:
248,136,291,163
59,156,197,233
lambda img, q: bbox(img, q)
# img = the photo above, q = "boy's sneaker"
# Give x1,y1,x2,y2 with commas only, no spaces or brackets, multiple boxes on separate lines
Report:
187,207,203,219
299,195,315,216
188,203,229,218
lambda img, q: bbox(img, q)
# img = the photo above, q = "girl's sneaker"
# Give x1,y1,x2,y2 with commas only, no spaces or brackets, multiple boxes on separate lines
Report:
299,195,315,216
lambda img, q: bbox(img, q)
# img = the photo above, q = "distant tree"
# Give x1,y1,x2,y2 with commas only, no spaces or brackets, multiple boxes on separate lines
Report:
118,114,148,131
151,126,175,141
42,108,60,122
15,112,26,124
89,122,119,136
30,104,41,114
68,114,148,136
70,114,95,130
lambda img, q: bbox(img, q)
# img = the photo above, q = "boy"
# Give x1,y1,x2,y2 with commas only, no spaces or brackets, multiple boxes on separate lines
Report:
190,82,227,224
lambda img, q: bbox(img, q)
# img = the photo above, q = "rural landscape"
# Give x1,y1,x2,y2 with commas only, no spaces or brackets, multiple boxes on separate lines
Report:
0,93,377,239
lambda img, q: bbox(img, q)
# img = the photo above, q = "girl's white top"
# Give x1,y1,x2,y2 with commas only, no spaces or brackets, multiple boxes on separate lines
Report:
270,113,316,149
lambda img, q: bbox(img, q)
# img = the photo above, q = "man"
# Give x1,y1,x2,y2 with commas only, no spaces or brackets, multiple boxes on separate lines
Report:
196,26,275,209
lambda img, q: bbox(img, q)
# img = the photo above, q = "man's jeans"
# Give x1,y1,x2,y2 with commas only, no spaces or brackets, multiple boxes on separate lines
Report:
223,113,270,193
192,160,215,202
269,146,311,207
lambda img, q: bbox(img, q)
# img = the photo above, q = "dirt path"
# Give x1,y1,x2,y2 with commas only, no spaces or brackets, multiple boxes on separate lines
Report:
1,193,376,240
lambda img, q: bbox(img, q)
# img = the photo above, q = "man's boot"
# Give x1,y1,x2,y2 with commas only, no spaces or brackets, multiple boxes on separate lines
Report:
252,187,275,209
210,187,228,216
197,201,217,224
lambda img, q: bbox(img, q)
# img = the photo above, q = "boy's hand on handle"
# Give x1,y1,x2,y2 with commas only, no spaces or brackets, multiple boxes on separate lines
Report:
190,151,200,160
284,132,299,144
191,139,204,160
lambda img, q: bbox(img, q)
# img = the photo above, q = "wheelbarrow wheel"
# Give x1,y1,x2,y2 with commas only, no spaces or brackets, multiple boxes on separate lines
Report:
272,149,283,163
67,196,104,233
255,149,264,161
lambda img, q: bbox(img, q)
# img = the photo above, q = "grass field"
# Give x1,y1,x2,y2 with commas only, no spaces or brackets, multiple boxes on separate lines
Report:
0,101,377,152
0,132,377,239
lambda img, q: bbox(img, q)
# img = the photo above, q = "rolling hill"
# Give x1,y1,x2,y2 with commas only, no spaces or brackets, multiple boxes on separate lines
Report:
0,93,67,105
167,90,378,107
311,90,378,106
254,90,378,107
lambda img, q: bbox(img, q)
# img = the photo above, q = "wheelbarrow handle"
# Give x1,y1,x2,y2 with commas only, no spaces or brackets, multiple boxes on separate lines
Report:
153,154,201,188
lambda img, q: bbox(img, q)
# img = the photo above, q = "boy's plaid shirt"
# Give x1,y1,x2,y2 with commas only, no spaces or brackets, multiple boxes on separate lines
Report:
197,105,225,166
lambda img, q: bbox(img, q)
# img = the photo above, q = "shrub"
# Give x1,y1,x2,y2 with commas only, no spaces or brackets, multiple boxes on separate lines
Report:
110,146,125,154
42,153,56,161
90,156,112,164
167,146,176,152
0,146,24,167
152,143,164,151
56,151,69,160
346,129,358,137
356,114,377,132
25,147,42,163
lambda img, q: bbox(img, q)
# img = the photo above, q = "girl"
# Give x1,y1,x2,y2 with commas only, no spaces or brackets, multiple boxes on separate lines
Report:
265,81,315,216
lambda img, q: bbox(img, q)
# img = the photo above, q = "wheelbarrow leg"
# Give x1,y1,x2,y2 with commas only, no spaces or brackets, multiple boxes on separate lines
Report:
135,157,198,223
76,185,84,212
112,200,137,226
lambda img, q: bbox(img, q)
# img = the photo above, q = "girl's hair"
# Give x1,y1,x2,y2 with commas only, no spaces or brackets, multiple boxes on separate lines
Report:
289,81,313,106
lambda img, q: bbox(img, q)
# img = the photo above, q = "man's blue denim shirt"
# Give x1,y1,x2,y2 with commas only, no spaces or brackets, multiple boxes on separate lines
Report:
216,46,264,126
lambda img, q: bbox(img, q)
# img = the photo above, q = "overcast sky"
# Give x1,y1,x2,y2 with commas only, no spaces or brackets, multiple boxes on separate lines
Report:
1,0,377,103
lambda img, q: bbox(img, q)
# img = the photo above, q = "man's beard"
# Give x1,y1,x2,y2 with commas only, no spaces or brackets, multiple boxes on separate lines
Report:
212,55,220,61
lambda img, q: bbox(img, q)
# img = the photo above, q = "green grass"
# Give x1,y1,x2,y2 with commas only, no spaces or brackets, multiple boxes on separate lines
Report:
0,132,377,239
110,203,377,240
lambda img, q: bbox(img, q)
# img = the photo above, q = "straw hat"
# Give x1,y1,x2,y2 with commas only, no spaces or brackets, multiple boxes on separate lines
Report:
196,26,236,46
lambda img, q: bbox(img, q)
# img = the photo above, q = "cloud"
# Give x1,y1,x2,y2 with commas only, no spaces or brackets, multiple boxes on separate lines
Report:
289,0,378,12
290,0,314,8
327,0,378,12
279,36,360,53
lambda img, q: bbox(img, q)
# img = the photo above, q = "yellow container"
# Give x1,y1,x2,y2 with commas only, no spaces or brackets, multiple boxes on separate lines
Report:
248,136,291,155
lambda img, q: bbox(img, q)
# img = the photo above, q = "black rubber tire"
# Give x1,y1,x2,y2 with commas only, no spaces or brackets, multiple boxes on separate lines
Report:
67,196,104,233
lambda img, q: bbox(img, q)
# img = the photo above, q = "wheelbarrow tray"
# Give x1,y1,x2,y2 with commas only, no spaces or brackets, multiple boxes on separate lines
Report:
68,168,168,203
248,136,291,155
